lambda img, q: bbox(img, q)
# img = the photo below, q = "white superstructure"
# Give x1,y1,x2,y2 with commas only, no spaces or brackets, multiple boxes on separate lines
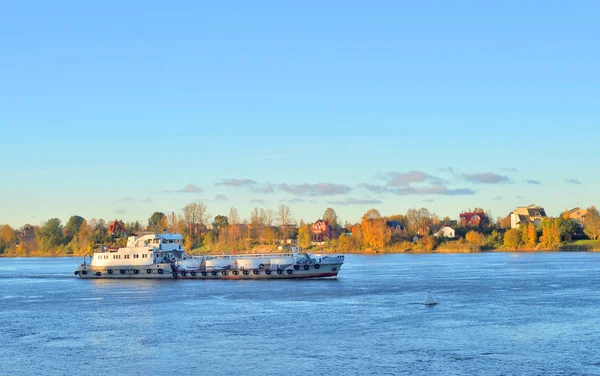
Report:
75,232,344,279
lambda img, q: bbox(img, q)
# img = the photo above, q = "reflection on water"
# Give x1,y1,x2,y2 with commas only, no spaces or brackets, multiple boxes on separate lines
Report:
1,253,599,375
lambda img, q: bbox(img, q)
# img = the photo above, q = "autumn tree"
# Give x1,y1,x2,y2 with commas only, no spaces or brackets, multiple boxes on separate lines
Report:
361,209,391,249
406,208,433,235
497,216,511,230
540,219,561,248
323,208,339,228
584,206,600,240
0,225,16,254
521,223,538,248
503,228,521,249
465,230,485,246
297,220,312,249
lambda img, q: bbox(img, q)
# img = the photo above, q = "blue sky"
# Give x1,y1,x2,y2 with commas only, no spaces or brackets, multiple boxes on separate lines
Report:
1,1,598,228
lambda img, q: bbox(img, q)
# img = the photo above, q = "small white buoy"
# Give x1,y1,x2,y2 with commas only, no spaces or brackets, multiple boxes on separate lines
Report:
424,291,437,306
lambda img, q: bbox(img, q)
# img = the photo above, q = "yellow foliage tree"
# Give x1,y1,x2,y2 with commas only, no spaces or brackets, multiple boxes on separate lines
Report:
297,223,312,249
524,223,538,248
465,230,485,246
361,209,391,249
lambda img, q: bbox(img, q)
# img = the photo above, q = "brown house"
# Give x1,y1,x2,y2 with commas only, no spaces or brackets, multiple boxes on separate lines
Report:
20,226,35,241
565,207,588,227
459,211,488,227
311,219,338,243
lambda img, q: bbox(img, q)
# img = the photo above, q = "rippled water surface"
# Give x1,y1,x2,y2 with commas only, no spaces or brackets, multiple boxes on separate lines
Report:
1,253,599,375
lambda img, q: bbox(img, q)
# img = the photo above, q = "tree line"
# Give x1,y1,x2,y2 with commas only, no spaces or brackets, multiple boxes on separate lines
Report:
1,204,599,256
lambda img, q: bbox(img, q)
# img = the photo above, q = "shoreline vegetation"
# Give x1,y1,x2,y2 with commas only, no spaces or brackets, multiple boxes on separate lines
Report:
1,204,600,258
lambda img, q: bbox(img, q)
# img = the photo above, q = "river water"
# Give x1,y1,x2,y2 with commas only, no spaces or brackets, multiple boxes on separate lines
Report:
1,253,599,375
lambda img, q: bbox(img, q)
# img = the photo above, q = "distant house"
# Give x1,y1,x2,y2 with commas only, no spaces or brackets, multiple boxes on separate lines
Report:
385,220,405,235
17,226,35,246
188,223,209,236
311,219,338,243
565,207,588,227
434,226,456,238
510,205,547,229
459,211,488,227
107,220,125,237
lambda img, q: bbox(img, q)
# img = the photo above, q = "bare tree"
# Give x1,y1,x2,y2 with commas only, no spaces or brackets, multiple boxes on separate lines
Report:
261,208,274,226
228,207,240,225
182,202,209,227
277,204,294,241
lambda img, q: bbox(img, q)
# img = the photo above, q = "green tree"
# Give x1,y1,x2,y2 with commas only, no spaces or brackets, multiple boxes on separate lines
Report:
63,215,85,243
556,217,578,241
213,215,229,232
503,228,521,249
485,230,503,249
148,212,167,231
38,218,65,253
323,207,339,228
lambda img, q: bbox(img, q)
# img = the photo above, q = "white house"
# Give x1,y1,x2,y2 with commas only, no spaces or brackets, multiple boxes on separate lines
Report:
435,226,455,238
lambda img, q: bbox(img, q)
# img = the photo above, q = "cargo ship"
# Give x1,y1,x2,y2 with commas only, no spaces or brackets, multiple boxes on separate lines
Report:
74,232,344,279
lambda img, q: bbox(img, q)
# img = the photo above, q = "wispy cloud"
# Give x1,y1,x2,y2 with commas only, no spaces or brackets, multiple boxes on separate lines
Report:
114,208,126,214
493,196,503,200
215,194,229,201
286,198,318,204
525,180,541,185
164,184,204,193
392,186,476,196
384,170,447,186
249,199,265,204
215,178,257,187
251,184,275,194
278,183,352,196
501,168,519,173
360,183,475,196
462,173,511,184
516,196,524,199
327,198,383,205
565,178,581,185
422,199,435,203
358,183,390,194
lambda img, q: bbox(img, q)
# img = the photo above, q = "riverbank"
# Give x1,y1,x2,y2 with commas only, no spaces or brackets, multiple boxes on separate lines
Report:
2,244,599,257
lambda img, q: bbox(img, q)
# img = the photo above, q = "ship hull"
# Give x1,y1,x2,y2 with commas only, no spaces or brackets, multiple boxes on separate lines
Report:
75,264,342,280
